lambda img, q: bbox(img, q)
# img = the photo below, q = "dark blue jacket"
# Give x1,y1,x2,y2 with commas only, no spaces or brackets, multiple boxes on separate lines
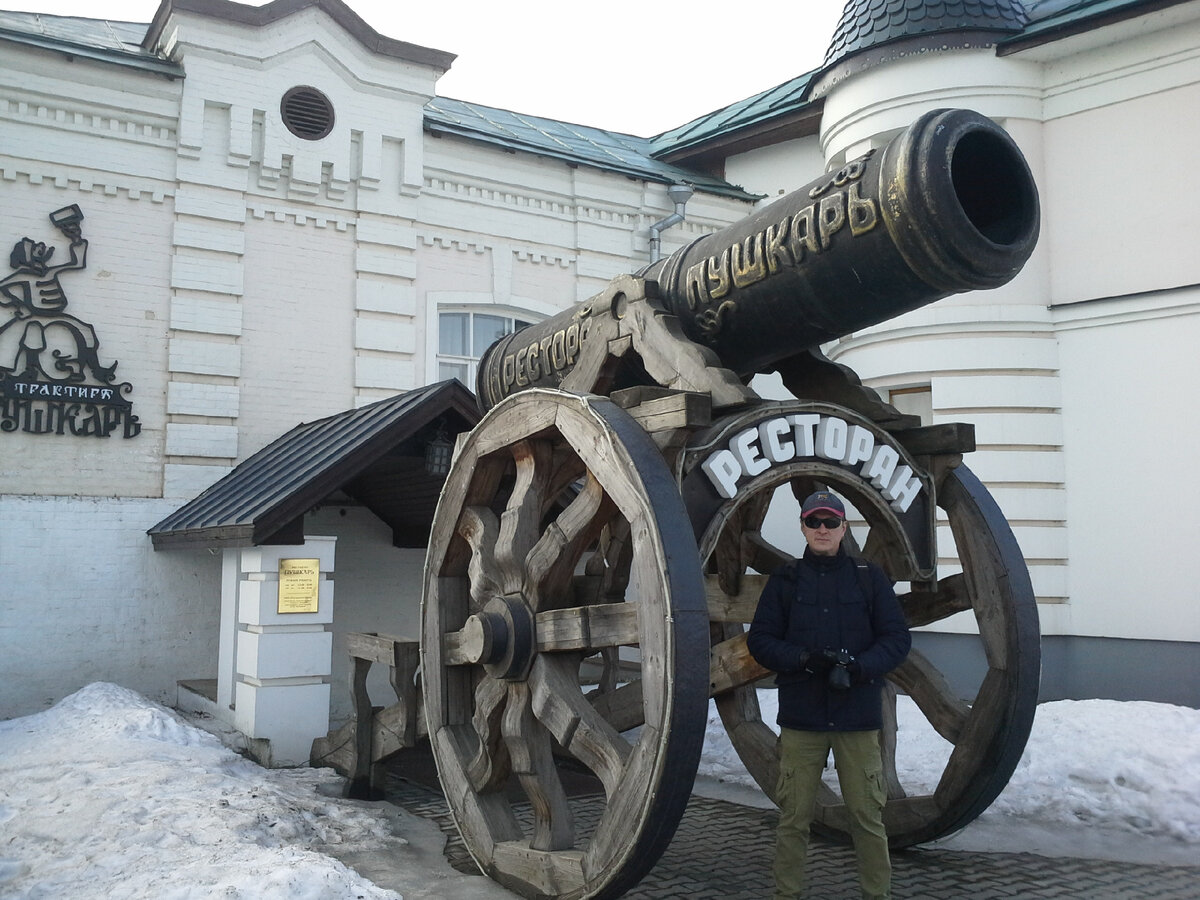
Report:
747,548,911,732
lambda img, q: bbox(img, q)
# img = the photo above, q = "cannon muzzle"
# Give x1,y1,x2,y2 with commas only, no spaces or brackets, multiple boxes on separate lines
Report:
476,108,1039,410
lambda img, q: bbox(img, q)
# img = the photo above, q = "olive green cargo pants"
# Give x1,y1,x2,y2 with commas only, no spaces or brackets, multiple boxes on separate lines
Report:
772,727,891,900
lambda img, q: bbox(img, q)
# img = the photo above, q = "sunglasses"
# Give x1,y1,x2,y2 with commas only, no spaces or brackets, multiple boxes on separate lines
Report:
803,515,844,530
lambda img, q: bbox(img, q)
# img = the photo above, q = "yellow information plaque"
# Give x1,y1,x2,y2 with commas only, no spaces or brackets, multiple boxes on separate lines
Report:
278,558,321,614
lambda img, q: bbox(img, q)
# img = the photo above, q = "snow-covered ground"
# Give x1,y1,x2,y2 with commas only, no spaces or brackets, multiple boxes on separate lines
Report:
1,683,1198,900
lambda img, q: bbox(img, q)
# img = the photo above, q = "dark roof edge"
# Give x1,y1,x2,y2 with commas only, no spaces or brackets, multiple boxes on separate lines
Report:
149,380,480,550
143,0,456,71
0,25,184,77
655,100,824,167
998,0,1194,56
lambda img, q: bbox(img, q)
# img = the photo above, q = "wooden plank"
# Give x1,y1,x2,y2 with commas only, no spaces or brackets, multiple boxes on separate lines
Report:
890,422,976,456
587,678,645,733
898,574,972,628
345,632,419,665
535,603,641,652
709,632,772,696
622,391,712,435
346,656,374,797
490,843,585,898
706,573,768,623
608,385,681,408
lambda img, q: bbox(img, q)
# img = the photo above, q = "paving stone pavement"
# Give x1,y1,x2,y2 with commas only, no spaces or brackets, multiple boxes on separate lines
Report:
383,767,1197,900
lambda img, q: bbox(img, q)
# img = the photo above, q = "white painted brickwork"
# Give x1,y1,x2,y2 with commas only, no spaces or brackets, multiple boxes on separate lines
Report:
163,463,232,499
165,423,239,459
166,381,240,418
168,339,242,377
0,496,220,718
169,296,243,336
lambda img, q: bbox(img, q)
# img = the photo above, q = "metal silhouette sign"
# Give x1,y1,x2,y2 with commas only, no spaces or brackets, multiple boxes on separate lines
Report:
0,205,140,438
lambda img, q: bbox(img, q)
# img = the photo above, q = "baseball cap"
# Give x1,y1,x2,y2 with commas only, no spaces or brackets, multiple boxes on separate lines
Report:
800,490,845,518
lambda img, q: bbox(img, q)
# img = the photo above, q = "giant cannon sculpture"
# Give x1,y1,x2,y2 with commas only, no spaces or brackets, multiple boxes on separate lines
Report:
420,108,1042,899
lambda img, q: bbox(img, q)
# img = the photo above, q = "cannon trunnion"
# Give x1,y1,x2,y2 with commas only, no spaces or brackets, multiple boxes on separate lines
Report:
422,109,1042,898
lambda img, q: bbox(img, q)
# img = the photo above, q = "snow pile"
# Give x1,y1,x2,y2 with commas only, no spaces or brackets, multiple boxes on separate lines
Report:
3,682,1199,899
697,691,1200,844
0,683,403,900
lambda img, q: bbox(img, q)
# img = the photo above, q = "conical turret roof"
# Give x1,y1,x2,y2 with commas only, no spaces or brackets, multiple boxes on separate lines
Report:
824,0,1030,69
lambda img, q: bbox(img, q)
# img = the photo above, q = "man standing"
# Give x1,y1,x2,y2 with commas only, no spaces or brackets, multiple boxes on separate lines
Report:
747,490,911,900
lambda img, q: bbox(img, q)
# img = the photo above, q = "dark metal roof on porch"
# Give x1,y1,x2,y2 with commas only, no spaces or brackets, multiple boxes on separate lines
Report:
148,380,480,551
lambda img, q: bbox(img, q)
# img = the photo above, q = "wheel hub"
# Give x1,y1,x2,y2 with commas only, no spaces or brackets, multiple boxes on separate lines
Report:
460,595,536,681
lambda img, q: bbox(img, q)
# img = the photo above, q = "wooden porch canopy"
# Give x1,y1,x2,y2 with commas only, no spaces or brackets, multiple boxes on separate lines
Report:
148,379,480,551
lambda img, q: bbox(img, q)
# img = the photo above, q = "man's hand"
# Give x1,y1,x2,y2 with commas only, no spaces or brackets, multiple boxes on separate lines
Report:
800,649,836,674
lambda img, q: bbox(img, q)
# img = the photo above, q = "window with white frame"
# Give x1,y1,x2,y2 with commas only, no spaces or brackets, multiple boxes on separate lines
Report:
438,310,533,386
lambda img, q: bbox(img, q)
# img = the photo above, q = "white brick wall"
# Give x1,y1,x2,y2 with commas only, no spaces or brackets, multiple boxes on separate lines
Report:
0,496,220,717
166,381,240,418
168,339,242,377
165,423,238,458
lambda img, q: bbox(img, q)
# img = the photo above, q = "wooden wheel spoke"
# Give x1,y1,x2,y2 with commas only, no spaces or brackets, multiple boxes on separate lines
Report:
879,681,905,800
496,440,555,594
743,532,793,579
888,648,971,744
525,471,615,612
502,682,575,851
530,656,632,798
466,676,511,793
897,573,972,628
535,602,640,653
712,490,772,595
458,506,504,608
709,631,771,696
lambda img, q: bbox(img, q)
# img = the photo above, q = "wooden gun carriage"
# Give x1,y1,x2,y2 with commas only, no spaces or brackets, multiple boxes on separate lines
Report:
351,109,1042,899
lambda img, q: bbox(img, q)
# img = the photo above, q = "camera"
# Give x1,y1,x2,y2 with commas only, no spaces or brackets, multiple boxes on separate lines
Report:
827,649,854,690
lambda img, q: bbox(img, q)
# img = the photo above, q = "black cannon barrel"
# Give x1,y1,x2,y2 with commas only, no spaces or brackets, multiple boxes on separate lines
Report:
476,108,1039,409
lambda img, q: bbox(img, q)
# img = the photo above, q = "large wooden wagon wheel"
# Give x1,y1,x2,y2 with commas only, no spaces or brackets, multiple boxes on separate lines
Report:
421,389,710,900
695,451,1040,849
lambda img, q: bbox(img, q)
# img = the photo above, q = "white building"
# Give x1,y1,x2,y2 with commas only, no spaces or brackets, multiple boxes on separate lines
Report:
660,0,1200,707
2,0,1197,767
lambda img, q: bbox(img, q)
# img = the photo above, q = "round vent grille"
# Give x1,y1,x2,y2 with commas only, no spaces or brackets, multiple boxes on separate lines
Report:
280,86,334,140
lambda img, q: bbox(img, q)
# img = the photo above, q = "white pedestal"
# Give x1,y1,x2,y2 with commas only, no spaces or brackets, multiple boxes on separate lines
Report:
221,536,336,766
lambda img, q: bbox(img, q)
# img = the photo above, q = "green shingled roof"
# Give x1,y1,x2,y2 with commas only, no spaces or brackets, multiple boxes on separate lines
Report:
424,97,757,200
648,0,1170,160
0,11,182,77
823,0,1029,72
649,70,820,157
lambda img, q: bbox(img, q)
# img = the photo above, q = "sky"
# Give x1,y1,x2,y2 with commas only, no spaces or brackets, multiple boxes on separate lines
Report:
1,682,1197,898
21,0,850,136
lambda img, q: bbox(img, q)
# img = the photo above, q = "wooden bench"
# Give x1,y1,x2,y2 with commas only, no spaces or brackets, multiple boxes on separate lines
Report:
309,632,424,798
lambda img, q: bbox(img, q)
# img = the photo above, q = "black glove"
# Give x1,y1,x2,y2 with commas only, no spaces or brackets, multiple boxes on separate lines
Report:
799,649,836,674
